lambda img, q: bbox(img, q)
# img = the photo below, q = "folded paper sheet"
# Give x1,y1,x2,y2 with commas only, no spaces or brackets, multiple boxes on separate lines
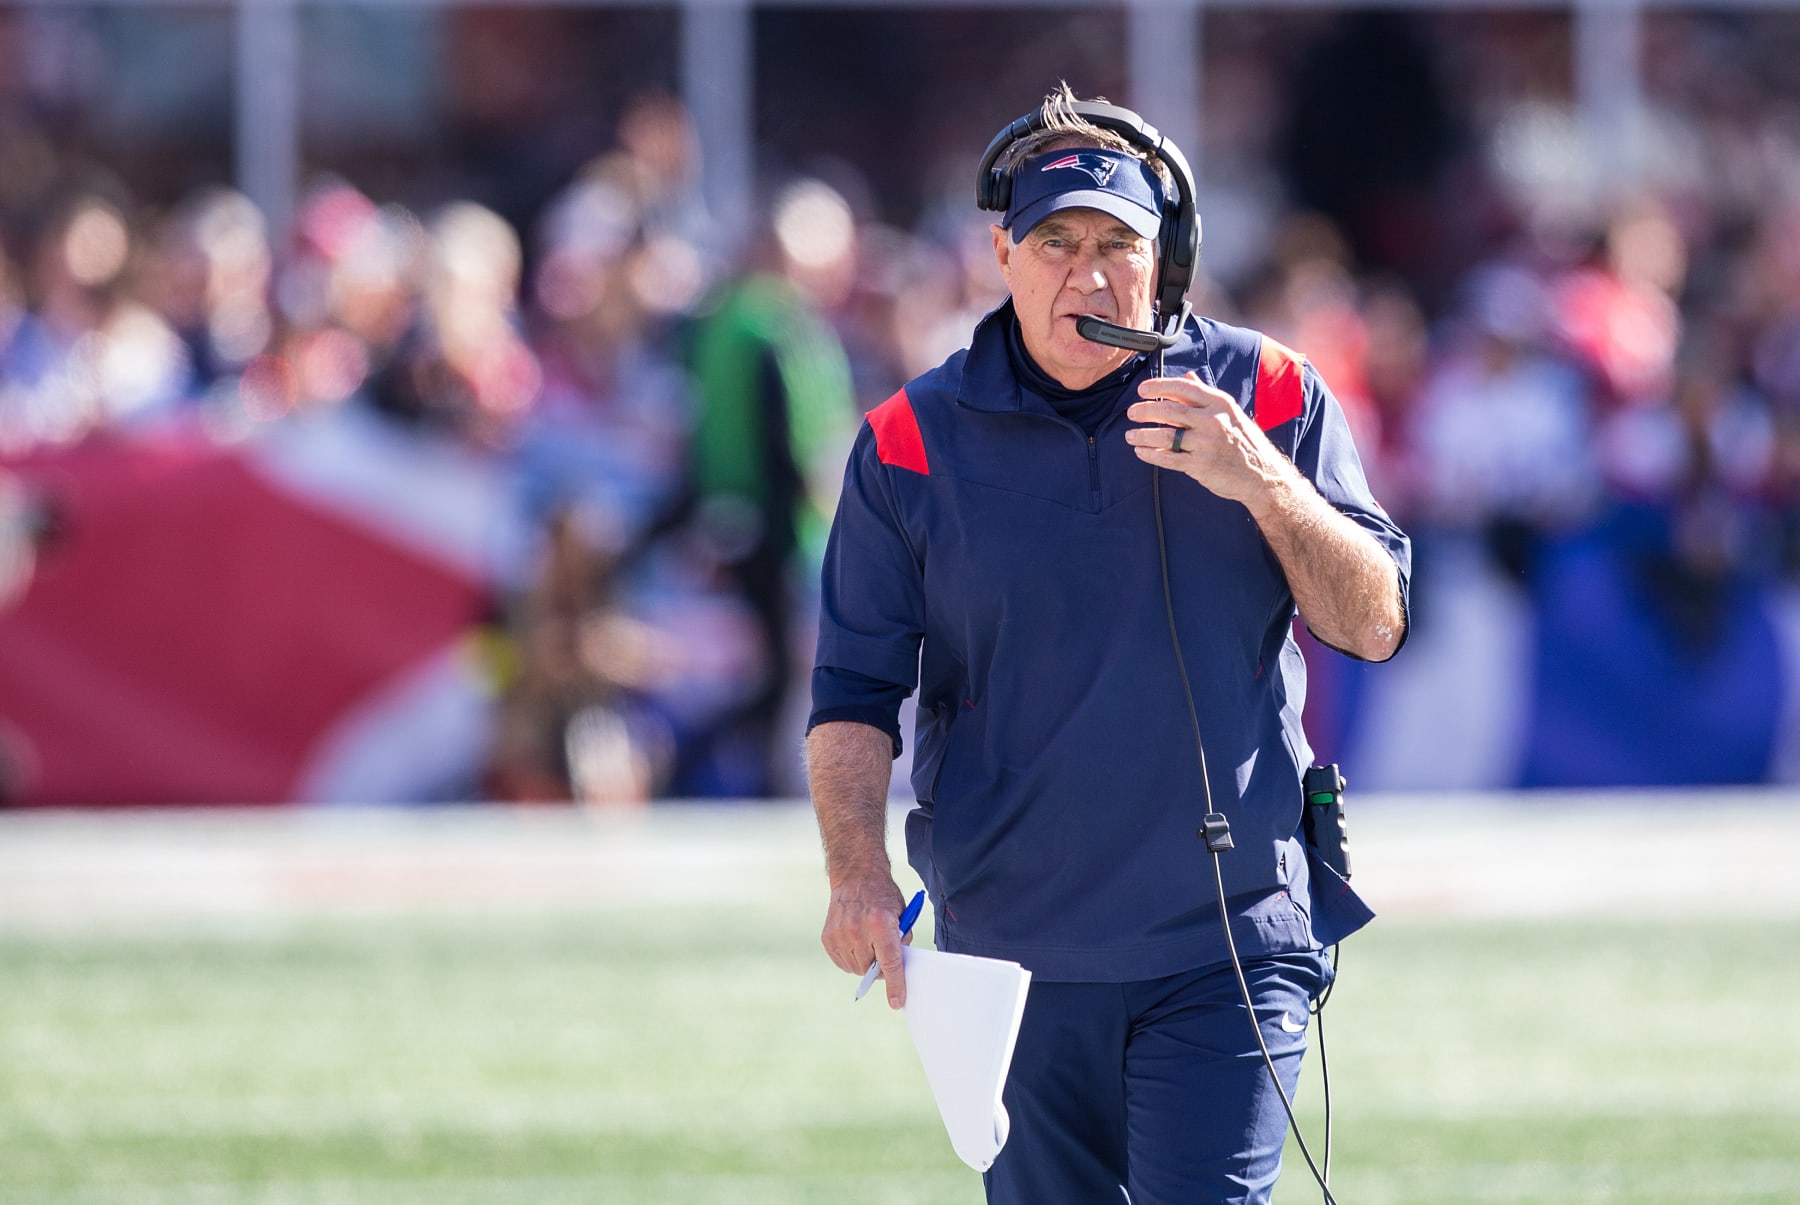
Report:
899,946,1033,1172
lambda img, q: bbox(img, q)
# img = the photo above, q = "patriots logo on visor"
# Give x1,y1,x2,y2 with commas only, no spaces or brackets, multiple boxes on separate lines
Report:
1039,152,1118,187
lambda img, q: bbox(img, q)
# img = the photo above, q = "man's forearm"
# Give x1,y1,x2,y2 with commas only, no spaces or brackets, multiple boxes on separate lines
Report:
1123,373,1406,660
805,720,896,885
1248,470,1405,662
807,719,911,1006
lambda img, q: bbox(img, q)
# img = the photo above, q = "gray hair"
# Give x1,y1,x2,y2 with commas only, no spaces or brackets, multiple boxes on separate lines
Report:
993,81,1175,195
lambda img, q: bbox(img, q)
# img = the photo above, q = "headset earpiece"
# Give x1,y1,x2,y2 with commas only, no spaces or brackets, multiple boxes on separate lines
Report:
1161,201,1201,323
985,169,1010,215
975,113,1038,214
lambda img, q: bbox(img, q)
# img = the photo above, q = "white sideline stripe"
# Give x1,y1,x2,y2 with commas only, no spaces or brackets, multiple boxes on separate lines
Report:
0,791,1795,932
36,1172,979,1205
0,805,825,932
1349,791,1800,920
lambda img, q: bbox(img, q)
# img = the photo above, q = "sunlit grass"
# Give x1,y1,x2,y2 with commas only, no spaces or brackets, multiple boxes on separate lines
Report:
0,887,1796,1202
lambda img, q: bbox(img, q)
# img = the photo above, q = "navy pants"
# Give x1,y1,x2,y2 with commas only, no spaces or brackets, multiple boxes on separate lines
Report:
983,951,1331,1205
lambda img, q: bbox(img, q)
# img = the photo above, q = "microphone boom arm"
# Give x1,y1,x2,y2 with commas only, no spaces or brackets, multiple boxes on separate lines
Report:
1074,301,1191,353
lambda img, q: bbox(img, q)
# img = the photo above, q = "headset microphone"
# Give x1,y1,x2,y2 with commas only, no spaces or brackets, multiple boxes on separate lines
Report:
1075,301,1192,352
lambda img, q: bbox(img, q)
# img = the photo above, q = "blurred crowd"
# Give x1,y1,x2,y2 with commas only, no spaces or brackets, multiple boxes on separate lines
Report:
1239,194,1800,630
0,89,961,804
4,38,1800,800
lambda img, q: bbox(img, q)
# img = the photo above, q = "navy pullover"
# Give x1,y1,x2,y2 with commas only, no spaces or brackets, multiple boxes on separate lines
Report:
813,301,1410,982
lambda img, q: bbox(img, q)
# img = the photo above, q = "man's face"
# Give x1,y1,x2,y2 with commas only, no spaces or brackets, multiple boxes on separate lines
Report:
993,209,1157,391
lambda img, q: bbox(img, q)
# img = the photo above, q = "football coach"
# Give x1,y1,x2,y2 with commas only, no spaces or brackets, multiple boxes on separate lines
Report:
805,83,1411,1205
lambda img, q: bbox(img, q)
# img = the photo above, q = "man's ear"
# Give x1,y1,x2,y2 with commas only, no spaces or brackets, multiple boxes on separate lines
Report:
991,224,1013,290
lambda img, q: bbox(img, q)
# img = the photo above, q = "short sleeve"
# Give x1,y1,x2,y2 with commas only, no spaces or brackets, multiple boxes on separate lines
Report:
813,423,927,688
1292,364,1414,658
807,665,910,757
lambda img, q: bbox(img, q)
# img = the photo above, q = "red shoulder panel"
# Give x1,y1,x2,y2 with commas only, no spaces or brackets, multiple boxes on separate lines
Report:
868,388,930,475
1254,336,1306,432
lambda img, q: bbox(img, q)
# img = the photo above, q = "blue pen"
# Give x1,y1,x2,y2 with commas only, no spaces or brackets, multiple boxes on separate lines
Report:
855,890,926,1001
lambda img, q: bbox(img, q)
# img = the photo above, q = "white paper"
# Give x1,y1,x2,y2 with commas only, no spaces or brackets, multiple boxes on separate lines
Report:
899,945,1032,1172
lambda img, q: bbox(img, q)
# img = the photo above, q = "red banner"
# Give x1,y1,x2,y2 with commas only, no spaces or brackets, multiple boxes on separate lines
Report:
0,431,486,805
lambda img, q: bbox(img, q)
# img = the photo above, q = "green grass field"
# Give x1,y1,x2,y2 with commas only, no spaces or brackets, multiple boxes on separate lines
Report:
2,807,1798,1203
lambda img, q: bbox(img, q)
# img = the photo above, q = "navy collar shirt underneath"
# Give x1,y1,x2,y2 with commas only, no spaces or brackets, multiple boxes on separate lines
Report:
1004,315,1145,436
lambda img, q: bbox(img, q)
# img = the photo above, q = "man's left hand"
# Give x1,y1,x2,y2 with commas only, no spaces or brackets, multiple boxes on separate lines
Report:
1124,373,1296,514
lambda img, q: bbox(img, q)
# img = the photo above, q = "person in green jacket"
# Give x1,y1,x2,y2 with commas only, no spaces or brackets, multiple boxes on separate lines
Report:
683,178,858,796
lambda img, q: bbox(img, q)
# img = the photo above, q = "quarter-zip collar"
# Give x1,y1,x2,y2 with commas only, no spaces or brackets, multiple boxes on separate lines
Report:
1006,311,1141,435
956,298,1199,428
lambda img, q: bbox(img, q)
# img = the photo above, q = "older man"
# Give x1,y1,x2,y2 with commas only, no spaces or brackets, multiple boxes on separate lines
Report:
806,85,1409,1204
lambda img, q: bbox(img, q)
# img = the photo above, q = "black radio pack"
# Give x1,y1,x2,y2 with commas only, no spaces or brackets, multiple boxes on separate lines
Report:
1302,764,1352,881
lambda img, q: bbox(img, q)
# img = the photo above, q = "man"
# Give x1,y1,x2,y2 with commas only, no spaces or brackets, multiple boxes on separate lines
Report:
806,85,1409,1205
683,178,857,796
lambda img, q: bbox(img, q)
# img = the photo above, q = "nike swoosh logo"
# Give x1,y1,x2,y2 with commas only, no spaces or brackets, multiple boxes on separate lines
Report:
1277,1011,1305,1034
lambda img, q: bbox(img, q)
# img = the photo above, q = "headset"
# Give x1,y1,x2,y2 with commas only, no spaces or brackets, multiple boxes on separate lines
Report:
976,101,1345,1205
975,99,1201,352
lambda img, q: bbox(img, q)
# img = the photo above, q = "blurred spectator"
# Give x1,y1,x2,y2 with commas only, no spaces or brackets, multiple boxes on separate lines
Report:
1598,326,1776,649
415,199,541,448
1411,262,1597,579
886,209,1010,382
258,183,426,423
495,165,701,804
1521,325,1785,786
146,187,272,400
673,176,858,797
0,189,186,448
1740,205,1800,574
1242,213,1386,463
520,172,695,540
584,89,717,260
1549,200,1686,410
309,197,542,459
1356,278,1432,513
488,505,676,806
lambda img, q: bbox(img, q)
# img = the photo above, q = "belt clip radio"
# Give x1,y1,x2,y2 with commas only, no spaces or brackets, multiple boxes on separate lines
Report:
1301,763,1352,881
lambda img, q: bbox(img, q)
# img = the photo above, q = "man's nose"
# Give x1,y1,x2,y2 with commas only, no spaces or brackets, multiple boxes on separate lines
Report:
1066,254,1108,293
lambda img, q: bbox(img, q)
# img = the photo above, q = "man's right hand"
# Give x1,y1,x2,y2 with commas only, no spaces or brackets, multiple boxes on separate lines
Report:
822,872,910,1009
806,720,908,1006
